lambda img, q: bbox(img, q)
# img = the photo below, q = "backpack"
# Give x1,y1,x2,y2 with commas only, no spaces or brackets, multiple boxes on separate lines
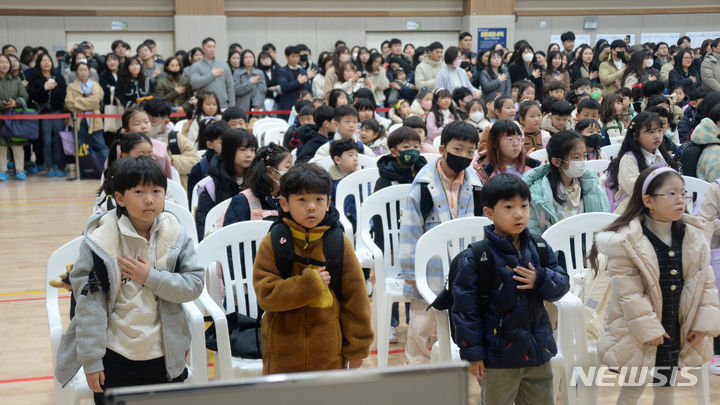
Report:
675,142,708,178
605,151,633,213
269,218,345,299
428,233,555,343
419,182,483,220
167,130,181,155
240,189,278,221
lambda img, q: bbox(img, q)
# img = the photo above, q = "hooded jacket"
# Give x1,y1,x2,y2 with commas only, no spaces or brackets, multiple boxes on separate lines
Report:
374,154,428,192
194,154,242,239
415,59,444,91
295,124,329,163
252,207,373,374
54,210,204,386
690,117,720,182
594,214,720,369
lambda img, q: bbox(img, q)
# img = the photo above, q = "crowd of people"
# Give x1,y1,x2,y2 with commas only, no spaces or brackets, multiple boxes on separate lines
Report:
15,30,720,405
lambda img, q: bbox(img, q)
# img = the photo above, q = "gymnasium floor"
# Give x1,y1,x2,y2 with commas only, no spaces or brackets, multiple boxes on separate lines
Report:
1,176,719,404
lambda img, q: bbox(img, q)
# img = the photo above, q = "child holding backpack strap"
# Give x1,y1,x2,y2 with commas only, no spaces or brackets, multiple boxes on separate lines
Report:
452,173,569,405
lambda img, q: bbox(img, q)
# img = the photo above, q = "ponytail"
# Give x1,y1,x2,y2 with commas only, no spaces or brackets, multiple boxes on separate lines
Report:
245,142,290,198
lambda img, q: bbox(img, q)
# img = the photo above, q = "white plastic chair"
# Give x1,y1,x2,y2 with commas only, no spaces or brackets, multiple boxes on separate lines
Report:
191,176,210,214
166,179,189,210
260,126,287,147
609,136,624,145
356,184,412,368
585,159,611,174
290,148,297,164
171,166,181,183
253,120,287,141
315,154,378,171
193,220,272,379
164,200,198,246
432,136,442,147
388,123,403,135
421,153,442,164
335,168,379,245
203,198,232,238
683,175,710,214
173,119,188,133
529,148,549,164
601,144,621,160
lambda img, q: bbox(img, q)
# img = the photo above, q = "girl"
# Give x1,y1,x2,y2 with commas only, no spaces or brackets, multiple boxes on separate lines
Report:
517,81,536,103
365,53,389,107
233,49,266,113
622,51,655,90
575,118,608,160
322,46,351,100
599,93,626,142
99,53,120,108
223,143,291,226
542,50,570,97
479,50,511,102
328,89,349,109
257,51,279,111
183,91,221,147
605,111,676,215
312,52,332,100
390,99,411,124
65,60,110,162
118,56,154,108
118,107,173,178
58,156,202,404
473,120,540,184
616,87,637,129
409,89,432,118
569,44,600,85
334,61,368,97
522,130,609,234
478,95,518,152
354,47,370,72
591,167,720,404
156,56,192,113
464,99,490,134
0,53,29,181
425,88,458,146
517,100,548,152
195,128,257,241
359,119,388,155
403,115,437,153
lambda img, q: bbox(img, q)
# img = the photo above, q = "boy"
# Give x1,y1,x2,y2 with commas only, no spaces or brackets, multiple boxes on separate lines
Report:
399,121,482,364
55,157,204,404
452,87,473,120
144,99,201,189
187,120,229,203
252,163,373,374
284,104,316,150
546,81,566,100
296,105,336,163
571,98,600,128
284,99,315,148
329,138,360,231
678,87,711,142
452,173,569,405
310,105,375,163
541,100,573,135
222,107,248,129
565,78,591,106
589,83,604,102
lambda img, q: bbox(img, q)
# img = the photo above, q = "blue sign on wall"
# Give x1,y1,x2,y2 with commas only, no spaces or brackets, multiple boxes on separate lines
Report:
477,28,507,52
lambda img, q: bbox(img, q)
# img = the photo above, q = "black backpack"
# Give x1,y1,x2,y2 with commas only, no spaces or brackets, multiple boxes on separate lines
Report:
675,141,708,178
167,130,181,155
428,234,556,343
419,182,483,220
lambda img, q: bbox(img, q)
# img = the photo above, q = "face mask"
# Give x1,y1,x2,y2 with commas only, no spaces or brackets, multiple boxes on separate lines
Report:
352,52,358,60
522,53,534,63
272,167,287,176
452,58,462,68
590,90,602,100
168,70,180,77
445,151,472,174
616,51,625,59
261,64,271,70
460,61,470,70
150,124,164,137
469,111,484,122
300,54,308,63
586,133,603,149
398,149,420,166
421,100,432,111
562,159,587,178
645,58,654,68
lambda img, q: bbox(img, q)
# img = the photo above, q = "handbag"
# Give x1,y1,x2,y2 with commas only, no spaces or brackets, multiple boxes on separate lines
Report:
59,126,75,156
103,86,124,133
1,100,40,141
77,143,104,179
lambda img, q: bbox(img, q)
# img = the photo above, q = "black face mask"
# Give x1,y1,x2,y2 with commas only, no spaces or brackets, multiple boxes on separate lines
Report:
460,61,471,70
616,51,625,59
585,133,603,150
300,54,308,63
445,151,472,174
260,64,271,71
168,70,180,76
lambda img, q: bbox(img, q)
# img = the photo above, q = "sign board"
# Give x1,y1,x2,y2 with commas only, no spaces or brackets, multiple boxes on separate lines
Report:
477,28,507,52
111,21,128,31
596,33,636,46
406,22,422,30
685,31,720,47
550,34,591,47
640,32,679,45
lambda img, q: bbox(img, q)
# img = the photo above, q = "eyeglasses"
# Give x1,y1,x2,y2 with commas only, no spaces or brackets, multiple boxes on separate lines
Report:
651,191,691,203
502,136,524,144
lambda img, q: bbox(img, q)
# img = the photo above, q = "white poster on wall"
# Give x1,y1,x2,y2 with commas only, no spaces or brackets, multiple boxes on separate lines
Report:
640,33,679,45
550,34,591,47
685,31,720,46
596,33,636,46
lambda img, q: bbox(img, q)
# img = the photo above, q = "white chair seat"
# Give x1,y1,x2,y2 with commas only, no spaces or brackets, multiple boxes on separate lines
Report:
529,148,549,164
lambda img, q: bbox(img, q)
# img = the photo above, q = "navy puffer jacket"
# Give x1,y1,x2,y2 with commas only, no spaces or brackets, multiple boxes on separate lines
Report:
451,225,570,368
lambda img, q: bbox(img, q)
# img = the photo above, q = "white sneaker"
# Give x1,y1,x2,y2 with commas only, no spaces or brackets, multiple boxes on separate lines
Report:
710,355,720,376
389,327,399,343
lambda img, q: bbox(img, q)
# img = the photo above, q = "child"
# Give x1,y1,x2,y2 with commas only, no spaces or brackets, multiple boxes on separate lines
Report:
606,111,676,214
117,108,173,178
409,89,433,118
389,99,411,124
329,138,360,229
669,84,688,109
296,105,336,163
195,128,257,240
55,156,204,404
522,130,609,234
183,91,221,147
689,104,720,183
540,99,573,135
144,99,200,190
252,163,373,374
354,98,376,128
591,167,720,403
328,88,349,108
677,88,711,143
404,115,438,153
334,61,365,96
359,119,388,155
187,120,228,204
473,120,540,184
387,68,416,107
517,100,549,152
451,87,473,120
478,95,518,152
572,98,600,128
464,99,490,135
616,87,636,129
600,93,626,144
646,105,679,155
517,80,536,103
399,121,482,364
546,80,567,100
221,106,248,129
575,119,608,160
310,105,375,163
452,173,570,405
425,88,459,146
224,143,291,226
375,126,427,191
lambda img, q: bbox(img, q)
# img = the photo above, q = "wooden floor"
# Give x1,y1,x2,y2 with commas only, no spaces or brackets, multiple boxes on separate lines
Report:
1,176,719,404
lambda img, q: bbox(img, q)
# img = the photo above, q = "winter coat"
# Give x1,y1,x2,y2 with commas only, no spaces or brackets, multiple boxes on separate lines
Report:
194,154,242,240
479,67,511,102
252,209,373,374
415,59,444,91
595,215,720,369
434,66,480,95
295,124,329,163
186,58,235,109
26,69,66,112
366,69,390,105
275,65,311,111
678,105,698,143
223,190,280,226
669,66,701,93
452,225,570,367
540,114,572,135
156,74,192,112
65,79,104,133
233,67,266,112
701,52,720,92
541,69,570,95
508,62,544,101
690,118,720,182
475,157,540,185
374,154,427,192
398,160,482,300
98,71,119,106
187,149,215,204
118,77,154,108
568,62,600,86
522,164,610,235
599,58,625,93
156,130,200,189
0,74,28,110
54,210,204,386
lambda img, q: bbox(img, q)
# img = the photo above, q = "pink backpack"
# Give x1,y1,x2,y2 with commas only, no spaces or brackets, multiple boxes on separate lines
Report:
241,189,278,220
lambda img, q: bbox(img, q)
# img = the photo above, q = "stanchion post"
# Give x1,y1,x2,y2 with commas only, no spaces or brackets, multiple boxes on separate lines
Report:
72,112,80,180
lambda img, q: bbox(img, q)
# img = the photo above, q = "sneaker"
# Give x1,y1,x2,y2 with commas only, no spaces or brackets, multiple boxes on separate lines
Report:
15,171,27,180
46,169,56,177
55,170,66,177
389,326,399,343
710,355,720,376
26,164,38,174
0,172,8,181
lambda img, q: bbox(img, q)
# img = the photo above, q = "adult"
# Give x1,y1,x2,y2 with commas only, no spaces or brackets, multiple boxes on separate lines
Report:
186,37,235,109
262,43,281,71
388,38,412,67
275,46,315,114
322,46,351,100
599,39,628,94
297,44,320,74
63,49,99,86
80,41,105,75
479,50,511,102
621,50,657,90
233,49,266,113
415,41,444,91
458,32,477,61
117,56,154,108
257,51,279,110
64,60,108,160
569,44,600,85
560,31,576,60
365,53,390,106
156,56,192,113
227,49,241,75
137,42,164,85
188,47,203,65
701,38,720,92
542,50,570,95
312,52,332,100
0,53,29,181
669,48,701,93
434,46,481,97
508,44,543,100
98,53,120,107
652,42,672,70
677,36,692,49
144,39,164,66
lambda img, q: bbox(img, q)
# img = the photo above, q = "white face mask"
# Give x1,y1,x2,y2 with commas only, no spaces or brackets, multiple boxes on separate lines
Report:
562,159,586,178
352,52,358,60
645,58,654,68
150,124,164,137
469,111,485,122
522,53,534,63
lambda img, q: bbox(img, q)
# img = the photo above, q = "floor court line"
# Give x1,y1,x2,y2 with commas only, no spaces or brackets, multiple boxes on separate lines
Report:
0,290,46,296
0,296,70,303
0,376,54,384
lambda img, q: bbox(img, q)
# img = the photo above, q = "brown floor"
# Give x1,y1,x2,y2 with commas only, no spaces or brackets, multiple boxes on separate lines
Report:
1,176,718,404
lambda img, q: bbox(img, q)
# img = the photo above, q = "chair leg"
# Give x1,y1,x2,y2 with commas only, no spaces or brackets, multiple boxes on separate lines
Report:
696,363,710,405
375,294,389,368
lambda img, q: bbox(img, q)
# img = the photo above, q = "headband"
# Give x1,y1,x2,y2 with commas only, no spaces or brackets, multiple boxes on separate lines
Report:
434,87,446,95
641,166,676,196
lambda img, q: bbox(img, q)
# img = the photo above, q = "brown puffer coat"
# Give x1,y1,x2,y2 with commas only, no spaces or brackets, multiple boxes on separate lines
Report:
253,213,373,375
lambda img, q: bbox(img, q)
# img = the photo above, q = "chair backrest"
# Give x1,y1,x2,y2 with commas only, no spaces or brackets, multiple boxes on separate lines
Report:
316,154,378,171
388,123,403,135
46,237,83,364
173,119,188,133
204,198,233,238
196,220,272,317
432,136,442,147
683,175,710,214
261,126,287,148
601,144,621,160
421,153,442,164
166,179,189,210
253,120,288,141
171,166,181,183
528,148,548,164
336,168,380,243
164,200,199,246
585,159,611,174
609,136,624,145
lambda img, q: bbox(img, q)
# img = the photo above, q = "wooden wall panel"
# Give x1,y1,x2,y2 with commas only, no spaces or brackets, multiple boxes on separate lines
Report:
464,0,515,15
174,0,224,15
